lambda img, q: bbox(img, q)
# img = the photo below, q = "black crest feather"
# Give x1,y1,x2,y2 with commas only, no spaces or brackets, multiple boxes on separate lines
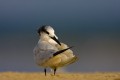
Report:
37,25,49,35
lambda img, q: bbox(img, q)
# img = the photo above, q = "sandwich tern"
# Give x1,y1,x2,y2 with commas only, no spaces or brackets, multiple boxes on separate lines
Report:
33,25,78,76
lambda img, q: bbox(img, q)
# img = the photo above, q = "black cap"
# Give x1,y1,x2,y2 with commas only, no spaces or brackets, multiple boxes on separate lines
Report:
37,25,49,35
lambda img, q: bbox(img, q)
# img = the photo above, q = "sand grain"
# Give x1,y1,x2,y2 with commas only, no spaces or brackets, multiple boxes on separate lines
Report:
0,72,120,80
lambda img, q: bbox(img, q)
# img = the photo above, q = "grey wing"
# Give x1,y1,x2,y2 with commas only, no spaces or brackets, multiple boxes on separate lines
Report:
33,43,57,66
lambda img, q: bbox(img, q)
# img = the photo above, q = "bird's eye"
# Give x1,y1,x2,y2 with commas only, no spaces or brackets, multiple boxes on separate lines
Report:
42,28,49,34
45,31,49,34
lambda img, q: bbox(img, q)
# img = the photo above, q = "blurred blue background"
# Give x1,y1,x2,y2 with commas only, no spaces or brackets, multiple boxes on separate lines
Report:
0,0,120,72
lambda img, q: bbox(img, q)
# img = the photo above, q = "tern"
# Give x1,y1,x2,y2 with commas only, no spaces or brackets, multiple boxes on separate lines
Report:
33,25,78,76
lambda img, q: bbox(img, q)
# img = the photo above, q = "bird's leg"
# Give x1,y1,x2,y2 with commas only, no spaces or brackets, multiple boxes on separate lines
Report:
44,68,47,76
54,68,57,75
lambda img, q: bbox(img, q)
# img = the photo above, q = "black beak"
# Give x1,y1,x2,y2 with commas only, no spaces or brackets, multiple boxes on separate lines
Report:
50,36,61,45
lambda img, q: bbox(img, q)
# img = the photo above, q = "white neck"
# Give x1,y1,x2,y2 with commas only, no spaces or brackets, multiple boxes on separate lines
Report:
39,33,58,45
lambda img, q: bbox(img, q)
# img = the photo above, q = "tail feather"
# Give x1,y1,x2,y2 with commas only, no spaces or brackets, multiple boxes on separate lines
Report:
58,56,78,67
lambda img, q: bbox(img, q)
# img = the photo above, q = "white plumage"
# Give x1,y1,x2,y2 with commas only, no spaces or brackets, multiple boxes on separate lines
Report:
33,26,78,76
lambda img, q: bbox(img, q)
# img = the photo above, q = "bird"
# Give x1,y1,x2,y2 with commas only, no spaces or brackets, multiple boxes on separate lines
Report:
33,25,78,76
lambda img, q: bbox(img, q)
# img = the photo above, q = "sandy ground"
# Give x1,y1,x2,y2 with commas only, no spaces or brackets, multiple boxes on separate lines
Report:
0,72,120,80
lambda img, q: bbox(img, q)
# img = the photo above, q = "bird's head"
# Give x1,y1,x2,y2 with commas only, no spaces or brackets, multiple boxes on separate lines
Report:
37,25,61,46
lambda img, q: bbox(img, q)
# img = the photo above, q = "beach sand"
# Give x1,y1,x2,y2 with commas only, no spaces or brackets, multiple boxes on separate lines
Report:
0,72,120,80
